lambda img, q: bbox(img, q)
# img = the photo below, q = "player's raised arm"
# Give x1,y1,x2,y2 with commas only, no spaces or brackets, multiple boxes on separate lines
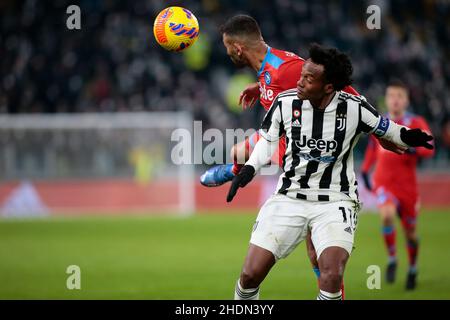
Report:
227,98,283,202
358,99,434,150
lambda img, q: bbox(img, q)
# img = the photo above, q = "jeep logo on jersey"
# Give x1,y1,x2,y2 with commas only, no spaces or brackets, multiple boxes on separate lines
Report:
264,71,271,85
295,136,338,152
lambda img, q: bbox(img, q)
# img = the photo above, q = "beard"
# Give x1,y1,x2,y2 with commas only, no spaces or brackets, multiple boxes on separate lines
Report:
229,54,247,69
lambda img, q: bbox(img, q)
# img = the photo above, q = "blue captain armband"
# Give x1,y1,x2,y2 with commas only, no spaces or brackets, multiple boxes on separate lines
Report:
373,116,390,137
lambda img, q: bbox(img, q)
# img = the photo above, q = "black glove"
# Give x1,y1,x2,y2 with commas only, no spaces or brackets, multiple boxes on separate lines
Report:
226,165,256,202
400,127,434,149
361,172,372,191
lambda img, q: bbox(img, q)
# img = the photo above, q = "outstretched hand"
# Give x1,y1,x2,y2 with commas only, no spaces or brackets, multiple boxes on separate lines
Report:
239,83,260,110
400,127,434,149
227,165,256,202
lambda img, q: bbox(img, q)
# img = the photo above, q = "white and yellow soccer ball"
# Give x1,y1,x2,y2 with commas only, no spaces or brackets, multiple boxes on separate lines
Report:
153,6,200,52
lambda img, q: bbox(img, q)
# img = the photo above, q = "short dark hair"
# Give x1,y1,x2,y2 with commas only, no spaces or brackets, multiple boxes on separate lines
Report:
308,43,353,91
387,78,408,91
219,14,262,40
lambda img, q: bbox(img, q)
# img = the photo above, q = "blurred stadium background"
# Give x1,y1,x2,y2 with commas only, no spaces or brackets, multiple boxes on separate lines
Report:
0,0,449,299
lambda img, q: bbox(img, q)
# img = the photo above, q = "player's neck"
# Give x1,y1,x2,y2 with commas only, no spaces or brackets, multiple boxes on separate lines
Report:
248,42,269,73
310,91,336,110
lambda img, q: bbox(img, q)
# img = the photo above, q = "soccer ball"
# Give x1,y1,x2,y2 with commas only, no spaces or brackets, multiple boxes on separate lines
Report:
153,6,200,52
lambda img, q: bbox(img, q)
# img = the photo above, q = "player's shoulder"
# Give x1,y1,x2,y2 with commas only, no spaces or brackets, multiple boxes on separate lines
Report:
337,91,367,108
259,48,291,79
268,48,304,74
265,89,297,111
338,90,363,102
270,47,304,63
267,88,297,112
259,47,303,90
276,88,298,101
337,91,379,116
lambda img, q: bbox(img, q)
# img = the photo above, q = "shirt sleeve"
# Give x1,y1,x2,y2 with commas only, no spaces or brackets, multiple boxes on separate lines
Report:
358,99,409,148
246,98,284,171
245,136,278,171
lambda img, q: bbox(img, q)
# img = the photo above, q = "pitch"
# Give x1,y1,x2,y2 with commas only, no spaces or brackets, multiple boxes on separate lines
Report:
0,210,449,299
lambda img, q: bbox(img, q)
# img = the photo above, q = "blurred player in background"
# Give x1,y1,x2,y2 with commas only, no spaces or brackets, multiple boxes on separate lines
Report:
361,80,435,290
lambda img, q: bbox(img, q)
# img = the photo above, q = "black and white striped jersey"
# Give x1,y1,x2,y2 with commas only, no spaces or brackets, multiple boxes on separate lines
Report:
253,88,407,202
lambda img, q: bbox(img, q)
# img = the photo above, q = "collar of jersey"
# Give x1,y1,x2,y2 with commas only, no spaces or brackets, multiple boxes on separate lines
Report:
307,91,341,112
257,47,271,77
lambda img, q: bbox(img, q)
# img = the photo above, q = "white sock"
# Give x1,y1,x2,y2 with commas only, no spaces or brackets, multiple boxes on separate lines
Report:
317,289,342,300
234,279,260,300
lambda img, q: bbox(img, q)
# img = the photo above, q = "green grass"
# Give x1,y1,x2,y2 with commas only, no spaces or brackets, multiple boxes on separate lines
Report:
0,209,449,299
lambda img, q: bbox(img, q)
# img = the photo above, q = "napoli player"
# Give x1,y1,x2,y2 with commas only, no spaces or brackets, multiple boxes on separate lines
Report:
361,80,435,289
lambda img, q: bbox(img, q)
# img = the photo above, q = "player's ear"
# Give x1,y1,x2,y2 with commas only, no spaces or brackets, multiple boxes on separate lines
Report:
324,83,334,94
234,42,243,56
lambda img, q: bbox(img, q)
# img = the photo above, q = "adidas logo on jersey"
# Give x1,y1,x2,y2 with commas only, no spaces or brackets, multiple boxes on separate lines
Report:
344,226,352,234
292,119,301,127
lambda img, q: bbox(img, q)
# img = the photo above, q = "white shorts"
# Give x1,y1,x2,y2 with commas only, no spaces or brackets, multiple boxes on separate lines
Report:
250,193,360,260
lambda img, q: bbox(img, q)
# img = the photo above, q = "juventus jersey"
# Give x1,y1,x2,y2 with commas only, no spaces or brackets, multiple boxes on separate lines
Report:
252,89,407,202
